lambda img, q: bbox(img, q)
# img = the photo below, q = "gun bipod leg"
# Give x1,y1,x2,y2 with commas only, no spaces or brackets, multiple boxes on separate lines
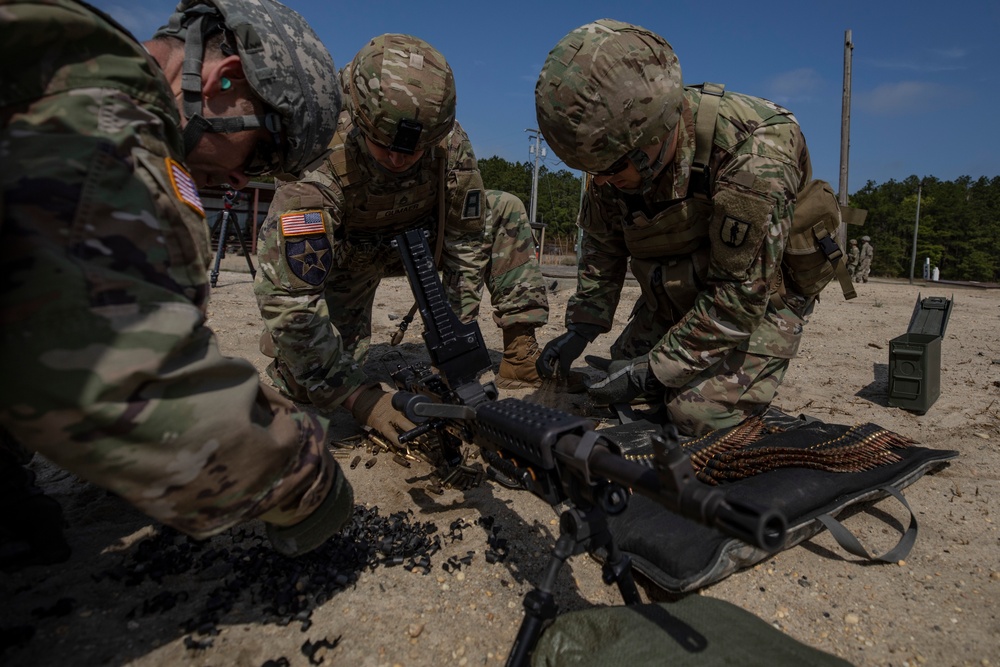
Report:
505,504,641,666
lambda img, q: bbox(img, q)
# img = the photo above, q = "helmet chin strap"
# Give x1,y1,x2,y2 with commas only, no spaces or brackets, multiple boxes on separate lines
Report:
177,10,281,157
626,139,670,195
181,112,278,156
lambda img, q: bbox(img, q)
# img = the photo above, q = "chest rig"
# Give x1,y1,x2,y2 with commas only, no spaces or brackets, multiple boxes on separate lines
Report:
616,84,726,317
620,83,724,262
329,122,448,271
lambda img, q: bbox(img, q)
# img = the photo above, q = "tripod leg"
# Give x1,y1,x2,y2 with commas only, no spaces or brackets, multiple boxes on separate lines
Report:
209,211,230,288
231,216,256,278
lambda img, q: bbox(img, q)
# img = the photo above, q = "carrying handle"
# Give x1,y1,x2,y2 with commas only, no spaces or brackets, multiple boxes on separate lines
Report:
816,486,917,563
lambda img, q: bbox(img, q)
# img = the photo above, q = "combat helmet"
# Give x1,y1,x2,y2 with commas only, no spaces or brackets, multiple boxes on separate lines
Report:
343,34,456,155
535,19,684,182
156,0,341,178
850,239,858,245
862,236,871,242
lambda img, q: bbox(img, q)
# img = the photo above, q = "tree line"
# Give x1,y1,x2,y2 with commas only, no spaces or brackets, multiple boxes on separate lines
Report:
850,175,1000,283
477,156,584,247
480,155,1000,283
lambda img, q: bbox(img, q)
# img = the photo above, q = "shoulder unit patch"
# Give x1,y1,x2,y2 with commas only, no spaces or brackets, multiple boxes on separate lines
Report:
462,189,482,220
285,236,333,286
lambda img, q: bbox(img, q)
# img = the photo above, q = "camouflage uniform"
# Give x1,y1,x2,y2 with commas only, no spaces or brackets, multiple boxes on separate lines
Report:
254,110,548,408
536,20,814,435
0,0,345,543
846,239,860,280
856,237,873,283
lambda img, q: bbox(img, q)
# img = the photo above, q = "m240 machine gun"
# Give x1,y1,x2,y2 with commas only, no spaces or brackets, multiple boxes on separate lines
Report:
389,229,787,667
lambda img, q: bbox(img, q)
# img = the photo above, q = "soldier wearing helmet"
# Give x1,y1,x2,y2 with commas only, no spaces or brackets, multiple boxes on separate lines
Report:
254,33,561,451
856,236,874,283
847,239,861,280
535,19,815,436
0,0,350,567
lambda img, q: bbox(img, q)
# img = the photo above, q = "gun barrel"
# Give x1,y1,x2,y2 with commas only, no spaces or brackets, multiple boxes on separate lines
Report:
559,440,786,550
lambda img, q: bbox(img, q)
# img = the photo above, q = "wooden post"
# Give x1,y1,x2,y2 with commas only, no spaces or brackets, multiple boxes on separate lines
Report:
838,30,854,207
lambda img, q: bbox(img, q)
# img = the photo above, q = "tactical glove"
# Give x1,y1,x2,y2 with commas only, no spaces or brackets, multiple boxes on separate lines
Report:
586,354,663,405
266,461,354,557
536,323,602,380
349,383,417,448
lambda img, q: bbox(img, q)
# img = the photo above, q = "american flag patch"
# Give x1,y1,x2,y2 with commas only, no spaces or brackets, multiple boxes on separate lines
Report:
280,210,325,236
164,157,204,215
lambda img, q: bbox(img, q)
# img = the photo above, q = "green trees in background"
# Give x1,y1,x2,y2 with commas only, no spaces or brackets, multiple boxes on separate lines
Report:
850,175,1000,282
480,154,1000,283
478,156,582,245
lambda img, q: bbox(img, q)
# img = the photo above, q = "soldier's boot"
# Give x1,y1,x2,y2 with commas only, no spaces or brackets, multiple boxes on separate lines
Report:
496,324,543,390
0,444,71,572
497,325,586,393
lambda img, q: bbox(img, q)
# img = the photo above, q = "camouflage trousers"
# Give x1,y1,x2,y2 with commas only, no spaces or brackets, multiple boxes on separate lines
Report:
482,190,548,330
612,261,802,437
614,329,790,436
855,259,871,283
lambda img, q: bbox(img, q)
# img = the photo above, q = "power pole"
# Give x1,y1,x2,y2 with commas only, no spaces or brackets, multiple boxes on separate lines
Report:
909,181,923,284
525,128,542,225
838,29,854,207
525,128,546,260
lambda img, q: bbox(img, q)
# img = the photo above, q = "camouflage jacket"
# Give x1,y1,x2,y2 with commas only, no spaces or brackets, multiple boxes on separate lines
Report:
0,0,336,538
254,112,489,409
568,86,813,388
847,245,860,266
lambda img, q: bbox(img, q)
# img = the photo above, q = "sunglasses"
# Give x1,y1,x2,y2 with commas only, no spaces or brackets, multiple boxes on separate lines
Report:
588,154,631,177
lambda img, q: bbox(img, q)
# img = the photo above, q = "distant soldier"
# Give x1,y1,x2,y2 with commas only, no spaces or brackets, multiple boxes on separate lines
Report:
856,236,874,283
254,34,557,450
1,0,353,568
846,239,860,280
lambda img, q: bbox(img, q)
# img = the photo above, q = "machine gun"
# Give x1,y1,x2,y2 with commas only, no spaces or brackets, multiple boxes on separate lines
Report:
389,229,787,667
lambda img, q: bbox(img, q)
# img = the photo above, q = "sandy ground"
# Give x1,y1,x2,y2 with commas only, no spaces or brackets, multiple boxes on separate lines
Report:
2,255,998,667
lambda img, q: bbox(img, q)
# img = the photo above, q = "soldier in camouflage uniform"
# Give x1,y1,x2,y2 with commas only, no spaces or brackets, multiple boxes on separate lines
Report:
534,20,815,436
846,239,860,280
0,0,353,565
254,34,553,445
856,236,873,283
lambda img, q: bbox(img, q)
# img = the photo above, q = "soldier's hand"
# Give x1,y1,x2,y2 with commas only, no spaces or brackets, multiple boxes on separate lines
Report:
586,354,662,405
348,384,417,447
266,454,354,558
536,324,601,379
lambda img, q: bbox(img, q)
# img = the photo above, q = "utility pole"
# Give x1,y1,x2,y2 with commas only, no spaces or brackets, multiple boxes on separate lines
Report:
838,29,854,207
525,129,543,225
909,181,923,284
525,128,545,260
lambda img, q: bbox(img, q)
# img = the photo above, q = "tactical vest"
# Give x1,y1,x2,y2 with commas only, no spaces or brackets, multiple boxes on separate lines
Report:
621,84,860,301
687,83,861,301
327,118,446,242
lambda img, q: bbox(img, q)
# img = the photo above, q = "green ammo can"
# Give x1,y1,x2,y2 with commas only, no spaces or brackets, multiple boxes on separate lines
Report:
887,294,953,414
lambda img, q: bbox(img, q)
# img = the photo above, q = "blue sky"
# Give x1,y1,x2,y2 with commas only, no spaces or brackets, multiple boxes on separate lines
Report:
91,0,999,192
